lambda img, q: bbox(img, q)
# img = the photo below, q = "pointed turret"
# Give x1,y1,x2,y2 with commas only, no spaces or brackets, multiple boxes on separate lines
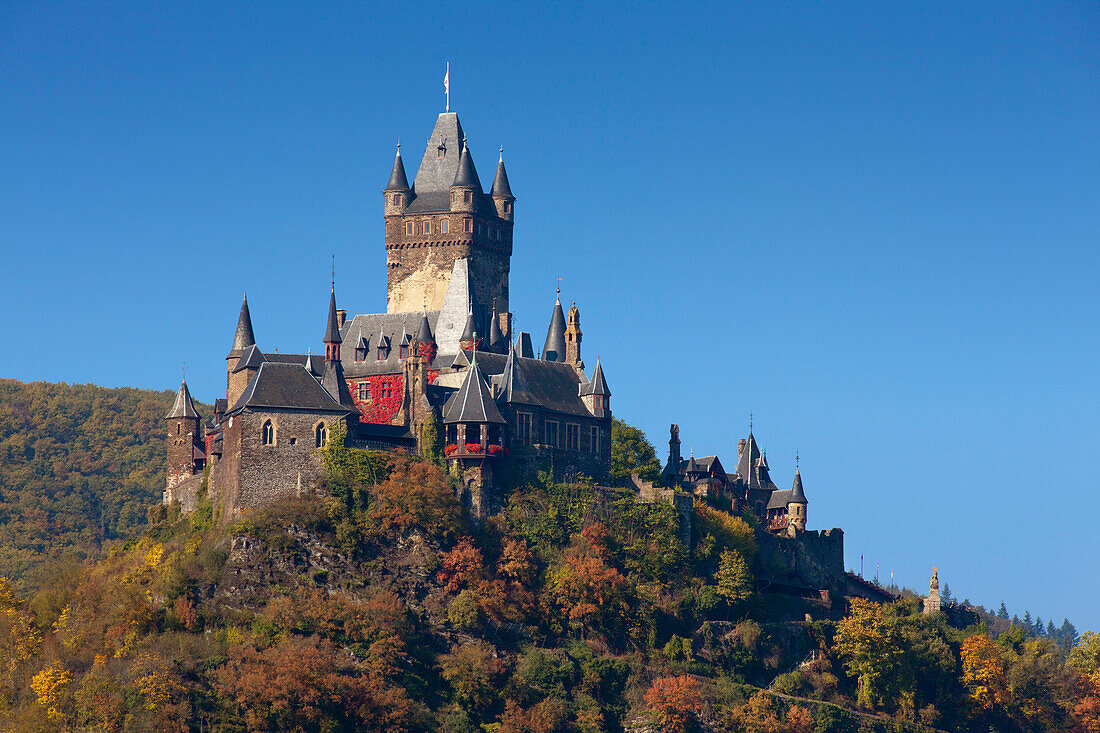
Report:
324,287,342,362
580,356,610,418
542,297,567,362
488,302,505,353
790,469,807,504
415,313,434,344
229,294,256,358
565,301,582,368
166,380,200,420
787,466,808,534
443,361,506,426
452,139,482,190
490,149,515,221
459,310,479,352
385,144,410,192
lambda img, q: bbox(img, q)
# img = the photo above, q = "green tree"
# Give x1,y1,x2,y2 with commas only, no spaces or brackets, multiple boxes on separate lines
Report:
608,418,661,485
420,413,443,465
714,549,752,606
997,601,1009,620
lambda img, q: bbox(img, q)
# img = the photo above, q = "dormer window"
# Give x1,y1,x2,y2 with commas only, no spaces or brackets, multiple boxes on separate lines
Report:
355,346,366,361
400,344,408,359
377,346,388,360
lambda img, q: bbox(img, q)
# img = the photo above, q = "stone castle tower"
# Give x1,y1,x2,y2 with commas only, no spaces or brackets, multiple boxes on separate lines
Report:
383,112,515,330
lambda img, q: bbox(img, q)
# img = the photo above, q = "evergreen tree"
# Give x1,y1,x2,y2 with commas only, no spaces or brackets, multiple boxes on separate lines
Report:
941,583,953,604
1023,611,1034,633
1059,619,1079,653
1034,616,1044,636
997,601,1009,620
1046,620,1057,638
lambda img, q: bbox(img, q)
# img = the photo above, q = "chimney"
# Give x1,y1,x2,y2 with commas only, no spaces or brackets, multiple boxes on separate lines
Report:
336,309,347,328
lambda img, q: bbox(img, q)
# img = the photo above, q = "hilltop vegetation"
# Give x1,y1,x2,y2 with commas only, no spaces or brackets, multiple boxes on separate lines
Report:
0,379,207,587
0,380,1097,731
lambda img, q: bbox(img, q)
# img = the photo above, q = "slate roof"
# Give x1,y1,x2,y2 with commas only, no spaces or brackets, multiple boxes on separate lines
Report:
443,361,506,425
488,306,505,350
790,470,808,504
337,311,442,377
542,299,566,362
455,350,595,417
580,357,610,396
495,342,538,405
321,359,357,409
232,344,266,373
516,331,535,358
412,112,466,194
766,489,795,511
490,156,513,199
261,352,324,377
452,140,482,189
226,362,352,415
384,148,410,191
165,380,200,419
735,432,777,489
324,288,342,344
229,295,256,356
415,313,434,343
460,310,477,342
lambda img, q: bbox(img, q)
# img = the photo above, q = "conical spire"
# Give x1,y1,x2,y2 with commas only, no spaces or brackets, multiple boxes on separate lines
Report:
415,312,434,343
542,297,566,362
581,356,610,396
490,151,513,199
443,360,506,424
384,144,410,191
324,287,342,346
165,380,200,420
321,359,356,410
460,307,477,345
229,294,256,357
790,469,808,504
488,303,505,352
452,139,482,190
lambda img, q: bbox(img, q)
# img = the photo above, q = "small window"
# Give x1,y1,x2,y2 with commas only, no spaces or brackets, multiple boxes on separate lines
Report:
289,437,297,446
464,218,472,232
315,423,327,448
355,346,366,362
400,344,408,359
261,420,275,446
517,413,532,444
377,346,388,360
176,423,181,435
545,420,559,448
451,192,456,204
357,383,370,401
504,202,511,213
423,220,432,234
380,383,393,399
405,221,413,235
591,426,601,454
566,423,579,451
496,228,501,241
440,219,448,233
391,194,401,206
464,190,472,203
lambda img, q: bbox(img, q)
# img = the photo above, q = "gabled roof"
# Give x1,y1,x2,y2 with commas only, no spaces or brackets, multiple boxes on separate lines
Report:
495,342,538,405
412,112,466,194
451,351,596,417
321,359,357,409
384,147,410,191
452,140,482,190
542,298,566,361
490,154,514,199
517,331,535,358
580,357,610,396
227,362,352,415
232,344,266,373
443,361,506,425
324,288,342,344
735,432,777,489
229,295,256,357
165,380,200,419
766,489,794,511
337,311,443,377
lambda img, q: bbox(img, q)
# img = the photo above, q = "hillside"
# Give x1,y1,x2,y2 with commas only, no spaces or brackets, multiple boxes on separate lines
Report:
0,430,1097,732
0,378,209,587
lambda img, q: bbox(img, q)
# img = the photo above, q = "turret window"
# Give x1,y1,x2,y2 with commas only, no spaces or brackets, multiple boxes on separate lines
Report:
261,420,275,446
504,202,511,213
496,228,501,241
464,218,472,232
176,424,181,435
464,190,472,203
315,423,327,448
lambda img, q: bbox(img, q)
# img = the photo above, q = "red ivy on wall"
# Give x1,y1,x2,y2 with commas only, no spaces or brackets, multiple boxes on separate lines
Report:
346,369,440,425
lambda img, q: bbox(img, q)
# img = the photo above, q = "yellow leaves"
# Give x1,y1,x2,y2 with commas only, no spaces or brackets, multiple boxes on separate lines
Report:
0,576,41,687
961,634,1006,711
833,598,906,708
133,652,182,712
143,542,165,570
31,666,72,720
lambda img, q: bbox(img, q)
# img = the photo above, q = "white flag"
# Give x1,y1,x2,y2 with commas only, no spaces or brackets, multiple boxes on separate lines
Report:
444,63,450,111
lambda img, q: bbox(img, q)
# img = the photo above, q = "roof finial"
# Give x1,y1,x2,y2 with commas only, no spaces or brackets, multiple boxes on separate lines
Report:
556,276,563,298
749,411,753,435
396,139,401,152
331,254,335,290
444,62,450,112
499,146,503,162
181,363,187,381
796,449,800,471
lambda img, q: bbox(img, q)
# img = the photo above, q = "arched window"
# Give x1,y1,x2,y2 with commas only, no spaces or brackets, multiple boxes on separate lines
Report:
261,420,275,446
355,346,366,361
315,422,327,448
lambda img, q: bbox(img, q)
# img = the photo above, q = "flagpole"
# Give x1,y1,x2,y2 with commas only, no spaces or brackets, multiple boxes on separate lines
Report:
445,62,450,112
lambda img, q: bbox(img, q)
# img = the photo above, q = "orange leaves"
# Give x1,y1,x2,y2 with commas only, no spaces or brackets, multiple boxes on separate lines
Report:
643,674,703,732
438,537,486,594
498,538,536,585
551,524,628,630
961,633,1007,711
368,454,464,541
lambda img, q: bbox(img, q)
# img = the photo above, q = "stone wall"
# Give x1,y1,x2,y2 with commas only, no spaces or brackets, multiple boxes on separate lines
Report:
216,409,341,518
756,528,846,591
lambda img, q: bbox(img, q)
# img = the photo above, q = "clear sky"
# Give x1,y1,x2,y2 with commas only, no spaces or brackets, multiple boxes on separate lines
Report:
2,2,1098,631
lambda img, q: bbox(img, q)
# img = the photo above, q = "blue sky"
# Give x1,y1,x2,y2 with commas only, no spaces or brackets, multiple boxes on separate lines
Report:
2,2,1098,631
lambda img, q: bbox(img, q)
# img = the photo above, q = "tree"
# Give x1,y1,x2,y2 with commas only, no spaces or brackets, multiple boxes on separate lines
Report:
833,598,906,708
368,454,465,541
608,418,661,484
1060,619,1080,654
551,524,628,635
715,549,752,606
997,601,1009,620
941,583,953,604
420,413,444,465
961,634,1006,711
643,675,703,732
439,641,503,715
1069,632,1100,675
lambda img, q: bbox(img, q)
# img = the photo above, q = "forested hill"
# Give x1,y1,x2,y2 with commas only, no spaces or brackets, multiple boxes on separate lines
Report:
0,378,205,586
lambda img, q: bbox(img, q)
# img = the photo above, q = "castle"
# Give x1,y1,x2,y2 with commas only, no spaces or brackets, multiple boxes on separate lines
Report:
164,109,612,519
163,105,825,554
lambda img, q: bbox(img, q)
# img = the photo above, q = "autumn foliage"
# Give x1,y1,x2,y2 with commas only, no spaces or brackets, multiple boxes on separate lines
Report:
644,674,703,732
